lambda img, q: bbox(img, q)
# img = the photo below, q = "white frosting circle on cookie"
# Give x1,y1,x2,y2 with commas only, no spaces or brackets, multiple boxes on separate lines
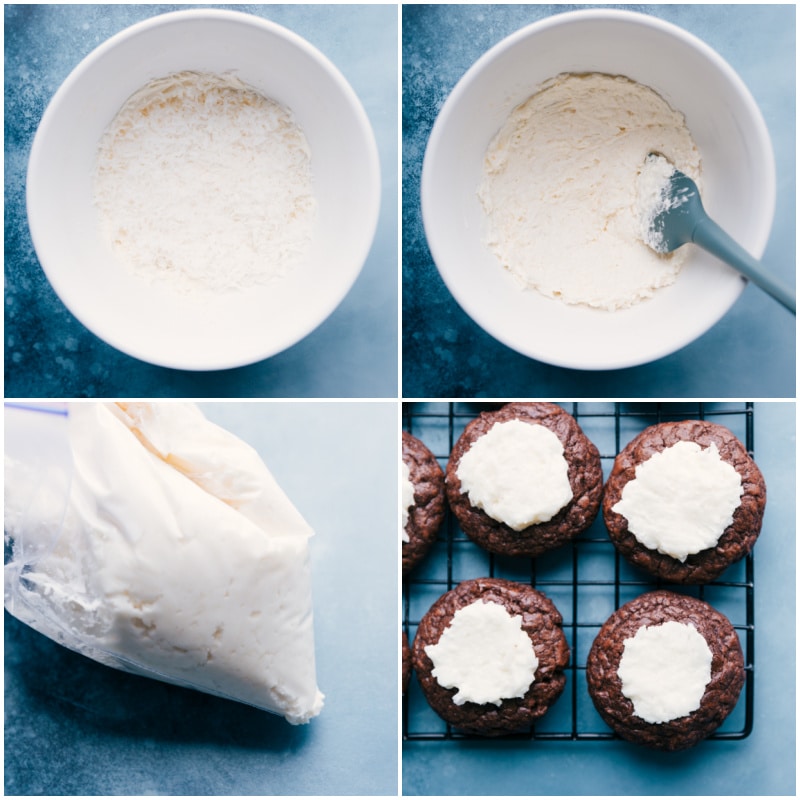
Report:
617,620,713,724
424,599,538,706
401,459,414,543
456,419,572,531
611,440,744,561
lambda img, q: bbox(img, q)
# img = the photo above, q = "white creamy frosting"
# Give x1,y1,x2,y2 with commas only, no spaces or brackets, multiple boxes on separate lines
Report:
478,72,701,310
612,440,743,561
401,459,414,543
4,402,323,724
636,152,683,253
424,599,538,705
618,621,712,724
456,419,572,530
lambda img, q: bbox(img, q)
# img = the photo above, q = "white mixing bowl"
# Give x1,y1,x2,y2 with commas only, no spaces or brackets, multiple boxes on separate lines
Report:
422,9,775,370
27,9,380,370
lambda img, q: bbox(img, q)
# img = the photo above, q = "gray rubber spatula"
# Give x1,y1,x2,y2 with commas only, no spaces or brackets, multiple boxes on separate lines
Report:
641,154,795,314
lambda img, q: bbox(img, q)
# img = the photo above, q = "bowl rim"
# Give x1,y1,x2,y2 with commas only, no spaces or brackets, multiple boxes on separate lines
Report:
25,7,381,371
421,7,777,371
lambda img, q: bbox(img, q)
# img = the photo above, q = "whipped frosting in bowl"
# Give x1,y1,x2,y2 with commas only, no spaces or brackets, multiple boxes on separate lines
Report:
478,72,701,311
421,8,775,369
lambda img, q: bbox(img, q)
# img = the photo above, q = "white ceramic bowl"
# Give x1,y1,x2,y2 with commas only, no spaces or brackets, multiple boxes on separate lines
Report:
27,9,380,370
422,9,775,370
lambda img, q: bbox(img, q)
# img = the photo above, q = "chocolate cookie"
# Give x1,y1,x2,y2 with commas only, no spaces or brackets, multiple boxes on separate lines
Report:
402,431,446,573
402,631,412,695
445,403,603,557
603,420,766,583
586,590,745,751
412,577,569,736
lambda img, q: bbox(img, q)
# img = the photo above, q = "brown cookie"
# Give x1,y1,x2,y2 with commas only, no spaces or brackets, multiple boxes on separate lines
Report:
412,577,569,736
402,431,446,574
402,631,412,695
602,420,766,583
586,590,745,751
445,403,603,557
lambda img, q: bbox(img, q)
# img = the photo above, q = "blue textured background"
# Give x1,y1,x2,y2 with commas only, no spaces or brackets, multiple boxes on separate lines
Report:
402,401,796,796
4,4,398,398
402,4,796,398
4,402,398,795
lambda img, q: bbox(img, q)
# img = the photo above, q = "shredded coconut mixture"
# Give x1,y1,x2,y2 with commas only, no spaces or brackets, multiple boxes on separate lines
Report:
94,71,317,294
478,73,701,310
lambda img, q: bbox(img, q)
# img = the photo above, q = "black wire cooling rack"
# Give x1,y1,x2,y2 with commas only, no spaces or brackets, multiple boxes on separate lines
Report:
402,402,755,742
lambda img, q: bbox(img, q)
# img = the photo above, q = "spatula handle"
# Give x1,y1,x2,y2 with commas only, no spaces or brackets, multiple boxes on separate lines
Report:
692,216,795,314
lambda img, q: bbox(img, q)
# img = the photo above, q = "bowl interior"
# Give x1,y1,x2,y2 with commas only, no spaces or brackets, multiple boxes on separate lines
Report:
27,10,380,370
422,10,775,370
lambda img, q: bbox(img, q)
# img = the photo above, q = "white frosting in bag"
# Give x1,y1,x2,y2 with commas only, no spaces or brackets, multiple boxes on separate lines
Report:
456,420,572,530
4,402,323,724
424,599,538,705
612,440,743,561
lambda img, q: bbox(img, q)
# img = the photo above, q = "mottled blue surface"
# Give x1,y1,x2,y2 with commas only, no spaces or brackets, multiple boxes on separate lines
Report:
403,401,796,796
4,4,398,398
402,4,796,398
4,402,398,795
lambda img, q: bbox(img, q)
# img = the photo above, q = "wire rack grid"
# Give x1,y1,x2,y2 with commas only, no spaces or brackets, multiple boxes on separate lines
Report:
402,402,755,743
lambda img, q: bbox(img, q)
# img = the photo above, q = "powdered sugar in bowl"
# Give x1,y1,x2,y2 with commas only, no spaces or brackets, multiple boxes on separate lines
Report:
27,9,380,370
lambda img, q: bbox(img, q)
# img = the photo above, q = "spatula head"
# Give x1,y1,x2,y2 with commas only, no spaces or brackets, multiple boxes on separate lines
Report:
645,158,706,254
